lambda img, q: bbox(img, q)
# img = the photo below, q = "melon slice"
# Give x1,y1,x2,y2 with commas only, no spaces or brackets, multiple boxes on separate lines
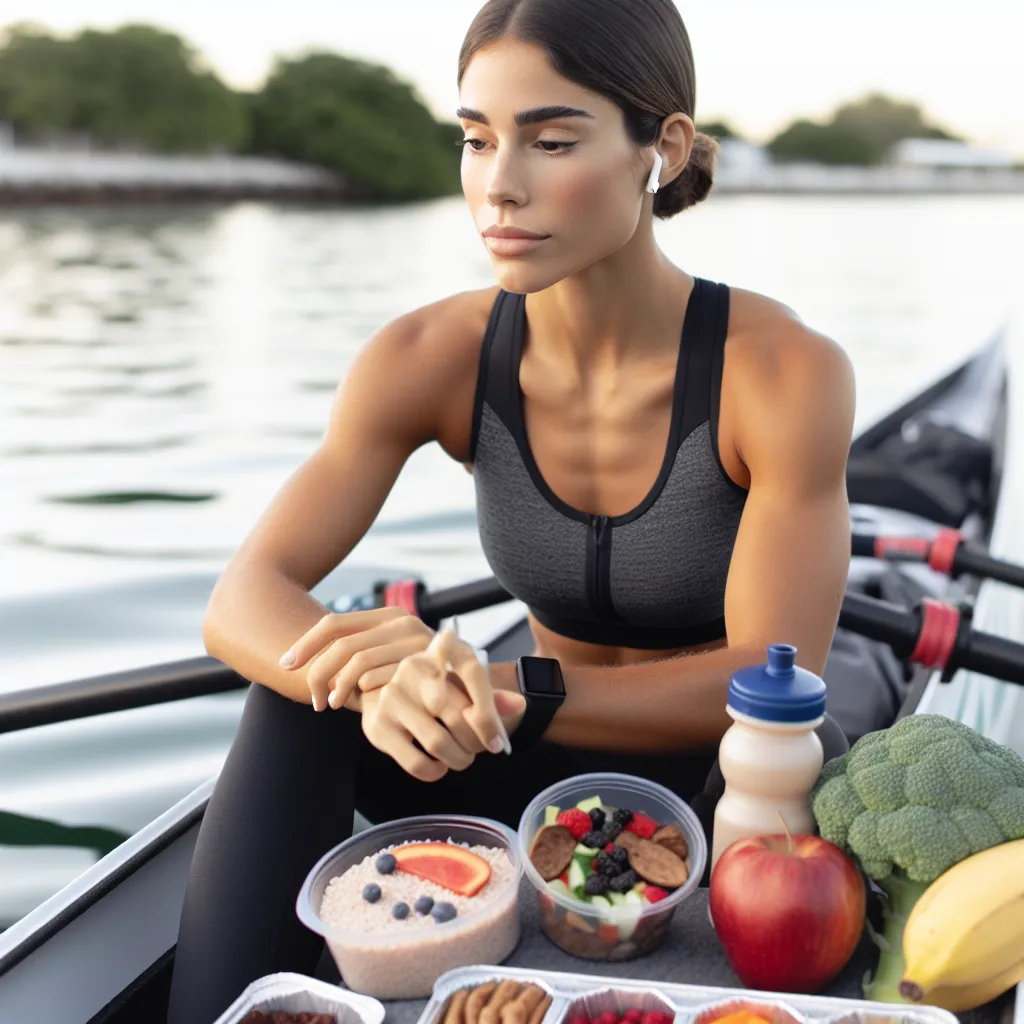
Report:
392,842,492,897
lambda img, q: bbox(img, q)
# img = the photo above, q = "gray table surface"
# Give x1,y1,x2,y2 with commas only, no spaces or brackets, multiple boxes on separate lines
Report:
370,881,1004,1024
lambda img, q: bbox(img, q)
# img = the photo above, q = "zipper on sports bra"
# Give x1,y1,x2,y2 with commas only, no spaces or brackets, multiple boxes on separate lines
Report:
587,514,618,620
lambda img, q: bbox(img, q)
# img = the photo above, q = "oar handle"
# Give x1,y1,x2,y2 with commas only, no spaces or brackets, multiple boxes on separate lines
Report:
839,591,1024,685
853,529,1024,590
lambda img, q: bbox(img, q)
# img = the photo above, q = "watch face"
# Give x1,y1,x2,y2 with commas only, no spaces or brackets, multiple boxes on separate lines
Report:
521,656,565,697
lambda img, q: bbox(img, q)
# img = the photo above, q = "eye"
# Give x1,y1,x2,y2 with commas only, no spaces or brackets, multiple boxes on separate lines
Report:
537,140,577,154
459,137,487,152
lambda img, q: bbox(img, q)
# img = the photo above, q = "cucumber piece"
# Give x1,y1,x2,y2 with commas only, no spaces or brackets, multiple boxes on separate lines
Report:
588,894,613,910
607,904,641,941
575,795,604,814
624,888,644,907
547,878,570,899
567,858,588,899
607,891,627,907
543,805,561,827
573,843,600,860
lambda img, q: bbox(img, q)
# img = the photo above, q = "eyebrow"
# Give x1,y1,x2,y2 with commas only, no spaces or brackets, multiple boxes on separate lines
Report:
456,105,595,126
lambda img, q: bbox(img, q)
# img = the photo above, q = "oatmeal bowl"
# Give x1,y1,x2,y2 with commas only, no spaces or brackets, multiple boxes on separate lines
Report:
296,815,523,1000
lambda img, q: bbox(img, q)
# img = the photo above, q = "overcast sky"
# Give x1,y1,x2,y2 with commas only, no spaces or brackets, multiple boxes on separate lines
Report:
4,0,1022,156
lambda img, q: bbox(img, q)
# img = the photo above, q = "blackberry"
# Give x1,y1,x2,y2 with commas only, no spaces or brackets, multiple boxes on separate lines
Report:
594,852,621,877
611,846,630,868
584,872,610,896
611,807,634,828
588,807,607,831
581,830,605,849
608,869,638,894
414,895,434,916
602,821,624,843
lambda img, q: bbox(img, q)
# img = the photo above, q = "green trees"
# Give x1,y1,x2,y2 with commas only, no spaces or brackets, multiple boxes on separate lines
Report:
249,52,459,200
767,94,961,166
0,23,247,151
0,23,461,200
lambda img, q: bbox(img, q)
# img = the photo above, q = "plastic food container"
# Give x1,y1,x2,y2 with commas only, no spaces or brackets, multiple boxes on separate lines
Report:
517,772,706,961
296,814,523,999
212,972,385,1024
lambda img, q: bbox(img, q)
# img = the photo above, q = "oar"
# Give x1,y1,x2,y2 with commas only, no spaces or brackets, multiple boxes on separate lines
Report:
4,575,1024,735
853,528,1024,590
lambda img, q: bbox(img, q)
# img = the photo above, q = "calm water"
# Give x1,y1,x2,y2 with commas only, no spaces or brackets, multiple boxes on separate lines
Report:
1,192,1023,925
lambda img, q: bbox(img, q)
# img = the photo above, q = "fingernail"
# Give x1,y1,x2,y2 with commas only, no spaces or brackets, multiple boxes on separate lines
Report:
488,736,504,754
279,651,296,669
311,695,320,712
328,693,339,710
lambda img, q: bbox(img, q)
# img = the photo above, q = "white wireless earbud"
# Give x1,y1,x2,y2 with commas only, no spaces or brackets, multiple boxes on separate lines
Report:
645,149,663,194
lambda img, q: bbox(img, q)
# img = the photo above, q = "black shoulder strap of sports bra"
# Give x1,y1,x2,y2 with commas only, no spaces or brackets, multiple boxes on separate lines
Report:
469,280,730,462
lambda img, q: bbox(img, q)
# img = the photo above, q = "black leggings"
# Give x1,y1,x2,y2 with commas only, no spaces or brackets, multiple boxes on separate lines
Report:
166,681,848,1024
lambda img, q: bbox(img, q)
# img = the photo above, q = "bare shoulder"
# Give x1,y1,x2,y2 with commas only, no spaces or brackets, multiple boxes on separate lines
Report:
725,287,854,397
722,288,855,482
333,286,499,459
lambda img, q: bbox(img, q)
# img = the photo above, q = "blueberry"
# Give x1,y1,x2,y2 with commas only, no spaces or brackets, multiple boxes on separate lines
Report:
581,830,604,849
608,870,638,893
431,901,458,923
362,883,382,903
588,807,607,831
392,901,410,919
375,853,397,875
584,873,610,896
414,895,435,916
611,847,630,867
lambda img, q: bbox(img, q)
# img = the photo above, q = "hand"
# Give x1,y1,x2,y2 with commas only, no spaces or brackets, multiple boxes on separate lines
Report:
279,607,435,712
360,632,526,782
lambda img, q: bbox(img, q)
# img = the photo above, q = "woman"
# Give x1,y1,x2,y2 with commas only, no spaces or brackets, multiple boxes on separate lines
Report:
167,0,855,1020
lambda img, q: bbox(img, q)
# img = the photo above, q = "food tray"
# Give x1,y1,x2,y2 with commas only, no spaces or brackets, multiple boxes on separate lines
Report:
212,971,386,1024
416,965,959,1024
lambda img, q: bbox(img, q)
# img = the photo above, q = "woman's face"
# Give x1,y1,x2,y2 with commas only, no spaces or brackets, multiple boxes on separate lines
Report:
458,37,650,294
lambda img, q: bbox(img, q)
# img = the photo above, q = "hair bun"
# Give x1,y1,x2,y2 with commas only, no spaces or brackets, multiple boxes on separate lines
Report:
653,131,718,219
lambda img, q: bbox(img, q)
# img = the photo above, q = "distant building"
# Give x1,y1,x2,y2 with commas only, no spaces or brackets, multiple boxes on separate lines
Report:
889,138,1015,170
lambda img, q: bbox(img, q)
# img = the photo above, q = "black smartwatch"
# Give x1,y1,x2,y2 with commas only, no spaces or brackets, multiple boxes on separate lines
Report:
514,656,566,748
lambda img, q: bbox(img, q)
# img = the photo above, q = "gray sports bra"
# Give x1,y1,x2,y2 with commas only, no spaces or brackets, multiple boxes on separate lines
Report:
470,277,747,650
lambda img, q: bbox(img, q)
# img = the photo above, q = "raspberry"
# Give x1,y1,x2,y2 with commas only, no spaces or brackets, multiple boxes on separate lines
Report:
642,1013,672,1024
604,843,615,853
643,886,670,903
557,808,593,840
624,1011,643,1023
625,812,659,839
597,1012,619,1024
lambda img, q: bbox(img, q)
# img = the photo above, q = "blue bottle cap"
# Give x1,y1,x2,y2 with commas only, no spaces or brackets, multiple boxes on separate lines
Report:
727,644,826,723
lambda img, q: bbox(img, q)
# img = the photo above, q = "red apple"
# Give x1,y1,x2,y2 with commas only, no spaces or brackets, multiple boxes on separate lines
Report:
709,832,865,993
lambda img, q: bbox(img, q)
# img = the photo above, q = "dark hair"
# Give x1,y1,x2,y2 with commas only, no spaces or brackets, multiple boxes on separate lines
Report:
458,0,717,217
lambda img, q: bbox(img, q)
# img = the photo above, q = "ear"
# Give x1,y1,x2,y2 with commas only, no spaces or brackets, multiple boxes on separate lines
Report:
657,113,696,189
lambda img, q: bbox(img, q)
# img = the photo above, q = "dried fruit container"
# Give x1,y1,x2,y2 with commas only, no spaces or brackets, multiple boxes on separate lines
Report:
212,972,385,1024
517,773,706,962
296,815,523,1000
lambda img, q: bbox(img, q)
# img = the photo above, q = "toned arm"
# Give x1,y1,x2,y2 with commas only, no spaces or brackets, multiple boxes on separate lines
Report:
493,318,856,753
202,293,489,703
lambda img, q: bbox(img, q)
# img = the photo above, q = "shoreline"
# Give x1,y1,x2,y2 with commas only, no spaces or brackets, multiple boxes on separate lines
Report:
2,148,1023,205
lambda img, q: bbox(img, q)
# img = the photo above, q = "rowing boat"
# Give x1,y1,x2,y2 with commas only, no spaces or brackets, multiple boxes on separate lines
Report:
0,327,1021,1023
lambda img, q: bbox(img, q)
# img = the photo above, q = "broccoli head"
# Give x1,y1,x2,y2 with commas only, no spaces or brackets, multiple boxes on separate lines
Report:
811,713,1024,1003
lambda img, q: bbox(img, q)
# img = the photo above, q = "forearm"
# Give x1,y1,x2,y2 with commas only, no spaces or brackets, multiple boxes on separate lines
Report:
203,560,328,704
492,644,765,754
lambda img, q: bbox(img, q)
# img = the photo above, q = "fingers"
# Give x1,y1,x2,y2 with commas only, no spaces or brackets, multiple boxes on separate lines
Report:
437,684,487,756
399,699,476,772
445,637,510,755
280,607,407,671
324,634,430,710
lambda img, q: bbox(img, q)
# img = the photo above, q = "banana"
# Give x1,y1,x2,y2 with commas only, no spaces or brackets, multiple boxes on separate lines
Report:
900,838,1024,995
919,958,1024,1013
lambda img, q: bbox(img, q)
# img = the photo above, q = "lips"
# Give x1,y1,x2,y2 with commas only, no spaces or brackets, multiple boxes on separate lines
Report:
482,225,550,257
482,226,549,240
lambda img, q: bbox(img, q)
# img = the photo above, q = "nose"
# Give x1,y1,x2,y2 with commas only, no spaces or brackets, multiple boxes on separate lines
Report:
485,150,528,208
